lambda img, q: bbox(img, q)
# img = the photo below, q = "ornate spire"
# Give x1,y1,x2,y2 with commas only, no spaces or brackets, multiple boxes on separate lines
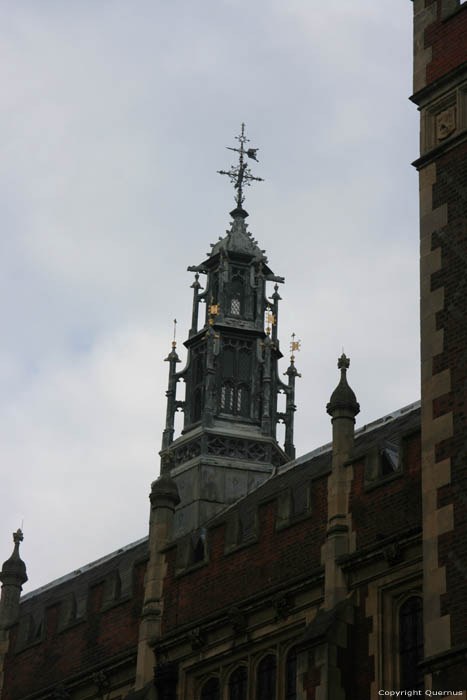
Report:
217,123,264,218
164,319,180,362
161,321,182,452
282,333,301,460
0,528,27,629
326,353,360,417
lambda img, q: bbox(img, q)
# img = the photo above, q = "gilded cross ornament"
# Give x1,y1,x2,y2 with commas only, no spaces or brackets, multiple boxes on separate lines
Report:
208,296,219,317
217,123,264,210
290,332,301,361
265,306,275,335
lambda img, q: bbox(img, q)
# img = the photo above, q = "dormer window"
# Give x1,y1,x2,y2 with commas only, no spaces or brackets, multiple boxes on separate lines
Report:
364,439,402,488
381,441,399,475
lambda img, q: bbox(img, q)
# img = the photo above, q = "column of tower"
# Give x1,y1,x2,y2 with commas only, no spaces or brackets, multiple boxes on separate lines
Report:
411,0,467,691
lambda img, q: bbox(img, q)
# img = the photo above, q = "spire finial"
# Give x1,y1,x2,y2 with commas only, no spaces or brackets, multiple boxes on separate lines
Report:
217,123,264,216
0,528,28,588
172,319,177,349
13,529,23,546
337,352,349,371
326,352,360,417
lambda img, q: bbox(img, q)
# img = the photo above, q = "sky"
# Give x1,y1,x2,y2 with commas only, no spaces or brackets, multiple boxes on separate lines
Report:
0,0,420,593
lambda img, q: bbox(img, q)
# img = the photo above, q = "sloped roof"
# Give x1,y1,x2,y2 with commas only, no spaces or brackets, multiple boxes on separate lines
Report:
20,401,420,605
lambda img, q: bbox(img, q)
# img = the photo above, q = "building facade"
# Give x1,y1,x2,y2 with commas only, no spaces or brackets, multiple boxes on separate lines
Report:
0,2,466,697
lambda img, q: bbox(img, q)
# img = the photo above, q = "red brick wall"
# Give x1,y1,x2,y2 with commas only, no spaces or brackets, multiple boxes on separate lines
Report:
2,562,145,699
349,432,422,550
425,4,467,83
162,478,328,633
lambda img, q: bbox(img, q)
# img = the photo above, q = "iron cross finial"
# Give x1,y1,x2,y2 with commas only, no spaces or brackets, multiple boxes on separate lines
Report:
217,123,264,211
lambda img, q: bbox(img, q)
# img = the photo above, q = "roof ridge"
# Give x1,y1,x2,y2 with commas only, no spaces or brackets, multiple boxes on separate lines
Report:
21,535,148,602
20,400,420,602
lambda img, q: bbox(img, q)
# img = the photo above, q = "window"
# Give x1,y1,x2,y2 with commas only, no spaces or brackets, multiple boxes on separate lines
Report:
256,655,276,700
285,647,297,700
229,666,247,700
220,340,252,418
228,269,245,317
191,348,205,423
399,597,424,690
291,483,308,517
231,297,241,315
192,530,206,564
201,678,220,700
364,440,401,488
381,441,399,475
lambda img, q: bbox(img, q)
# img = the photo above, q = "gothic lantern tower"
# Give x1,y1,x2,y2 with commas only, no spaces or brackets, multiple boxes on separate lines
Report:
161,125,299,537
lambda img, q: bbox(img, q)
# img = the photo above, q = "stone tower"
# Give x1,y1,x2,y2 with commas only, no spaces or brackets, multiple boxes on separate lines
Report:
160,125,299,537
411,0,467,691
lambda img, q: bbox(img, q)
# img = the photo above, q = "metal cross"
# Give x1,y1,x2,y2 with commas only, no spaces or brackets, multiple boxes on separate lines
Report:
217,123,264,209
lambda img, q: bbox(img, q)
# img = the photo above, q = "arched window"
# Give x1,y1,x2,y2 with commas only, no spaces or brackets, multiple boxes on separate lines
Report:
229,666,247,700
201,677,220,700
285,647,297,700
256,655,276,700
220,340,252,419
399,596,424,690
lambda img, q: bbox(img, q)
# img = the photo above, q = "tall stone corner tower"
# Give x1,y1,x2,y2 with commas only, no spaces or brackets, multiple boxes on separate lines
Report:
411,0,467,691
160,125,299,538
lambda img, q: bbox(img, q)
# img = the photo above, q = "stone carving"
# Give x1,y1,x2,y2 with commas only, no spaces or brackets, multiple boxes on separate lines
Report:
273,592,294,620
188,626,206,650
93,669,111,695
172,439,202,467
228,606,247,634
384,542,403,566
436,106,456,141
207,435,268,462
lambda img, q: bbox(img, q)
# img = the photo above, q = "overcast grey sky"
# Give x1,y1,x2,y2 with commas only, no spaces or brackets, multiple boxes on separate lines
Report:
0,0,419,592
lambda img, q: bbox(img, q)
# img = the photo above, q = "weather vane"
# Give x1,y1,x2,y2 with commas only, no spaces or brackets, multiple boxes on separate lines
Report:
217,123,264,210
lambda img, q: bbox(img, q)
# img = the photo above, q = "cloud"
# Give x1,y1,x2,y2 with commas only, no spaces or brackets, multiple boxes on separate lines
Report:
0,0,419,590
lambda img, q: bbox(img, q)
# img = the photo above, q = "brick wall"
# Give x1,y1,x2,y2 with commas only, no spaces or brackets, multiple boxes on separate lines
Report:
413,0,467,689
349,432,422,550
162,478,328,633
430,138,467,683
425,5,467,83
2,560,146,699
